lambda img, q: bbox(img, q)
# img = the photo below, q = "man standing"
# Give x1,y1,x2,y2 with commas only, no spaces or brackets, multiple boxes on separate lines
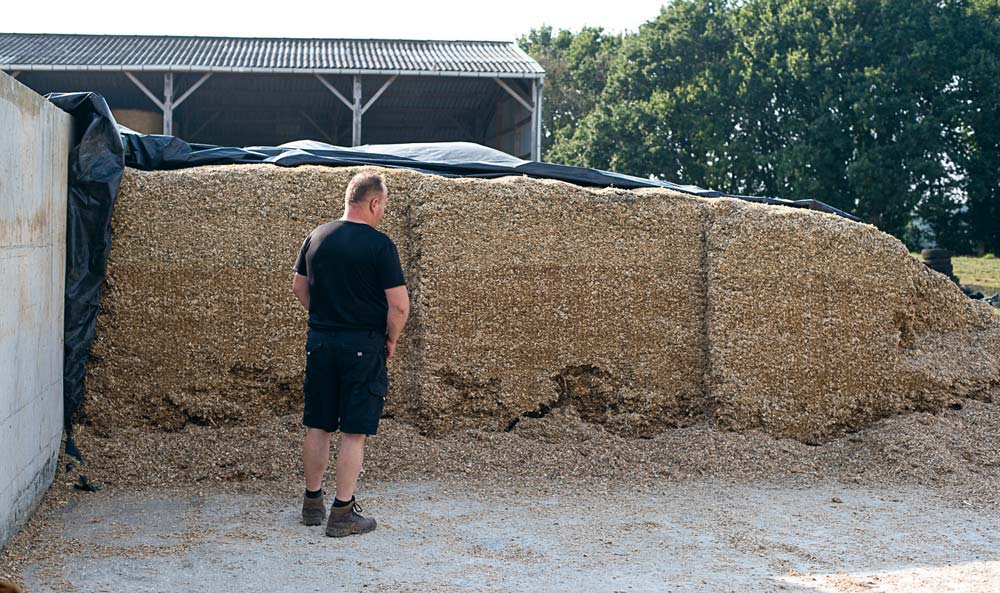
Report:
292,170,409,537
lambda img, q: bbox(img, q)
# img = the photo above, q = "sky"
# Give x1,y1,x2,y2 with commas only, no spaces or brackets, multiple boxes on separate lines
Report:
5,0,668,42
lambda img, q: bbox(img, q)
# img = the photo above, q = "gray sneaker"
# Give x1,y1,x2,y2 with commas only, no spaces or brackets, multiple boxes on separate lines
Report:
325,499,377,537
301,493,326,526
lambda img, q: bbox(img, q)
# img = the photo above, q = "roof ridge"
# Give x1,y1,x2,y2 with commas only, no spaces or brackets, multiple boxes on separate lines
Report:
0,32,518,45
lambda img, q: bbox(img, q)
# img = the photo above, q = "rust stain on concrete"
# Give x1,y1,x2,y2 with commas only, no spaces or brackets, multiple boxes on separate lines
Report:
28,204,50,237
0,218,12,245
0,206,52,247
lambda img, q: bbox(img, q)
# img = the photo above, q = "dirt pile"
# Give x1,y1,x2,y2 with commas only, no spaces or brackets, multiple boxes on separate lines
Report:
81,164,1000,442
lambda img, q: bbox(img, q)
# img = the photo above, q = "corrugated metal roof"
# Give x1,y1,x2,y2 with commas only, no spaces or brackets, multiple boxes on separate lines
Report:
0,33,545,78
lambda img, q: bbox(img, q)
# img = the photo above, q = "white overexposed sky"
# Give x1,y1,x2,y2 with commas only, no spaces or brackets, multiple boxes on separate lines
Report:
5,0,668,42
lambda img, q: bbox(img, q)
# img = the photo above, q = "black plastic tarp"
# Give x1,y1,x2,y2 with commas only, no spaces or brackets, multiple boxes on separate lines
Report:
47,91,860,459
121,132,860,221
45,92,124,459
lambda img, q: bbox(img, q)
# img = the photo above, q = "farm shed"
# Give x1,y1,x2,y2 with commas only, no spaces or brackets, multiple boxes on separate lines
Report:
0,33,546,159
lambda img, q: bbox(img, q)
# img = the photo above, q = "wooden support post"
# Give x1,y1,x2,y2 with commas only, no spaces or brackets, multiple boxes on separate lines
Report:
352,75,362,146
163,73,174,136
124,71,205,137
535,79,544,161
530,79,540,161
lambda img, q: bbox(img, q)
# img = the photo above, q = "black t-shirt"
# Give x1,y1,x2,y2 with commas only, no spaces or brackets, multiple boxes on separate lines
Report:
295,220,406,333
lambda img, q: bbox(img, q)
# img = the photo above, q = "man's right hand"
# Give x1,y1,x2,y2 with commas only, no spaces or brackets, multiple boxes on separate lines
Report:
385,338,396,362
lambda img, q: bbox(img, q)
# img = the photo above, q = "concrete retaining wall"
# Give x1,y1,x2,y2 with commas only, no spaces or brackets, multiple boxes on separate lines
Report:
0,71,70,549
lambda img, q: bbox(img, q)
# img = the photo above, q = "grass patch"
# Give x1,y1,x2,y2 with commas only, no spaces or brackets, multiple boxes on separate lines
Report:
911,254,1000,308
910,253,1000,290
953,257,1000,294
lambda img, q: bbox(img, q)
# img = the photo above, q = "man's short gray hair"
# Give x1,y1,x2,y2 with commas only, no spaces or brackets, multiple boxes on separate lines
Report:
345,170,387,205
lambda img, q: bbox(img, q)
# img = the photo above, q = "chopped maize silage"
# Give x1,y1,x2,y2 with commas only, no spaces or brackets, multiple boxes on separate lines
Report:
408,177,707,434
88,165,414,431
82,164,1000,442
705,199,1000,440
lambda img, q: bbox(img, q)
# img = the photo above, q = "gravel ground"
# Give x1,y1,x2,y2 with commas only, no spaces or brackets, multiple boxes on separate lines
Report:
3,398,1000,592
5,481,1000,593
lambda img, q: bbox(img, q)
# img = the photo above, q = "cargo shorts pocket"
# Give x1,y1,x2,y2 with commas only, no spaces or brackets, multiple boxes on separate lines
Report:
304,343,325,383
350,369,387,435
368,371,388,401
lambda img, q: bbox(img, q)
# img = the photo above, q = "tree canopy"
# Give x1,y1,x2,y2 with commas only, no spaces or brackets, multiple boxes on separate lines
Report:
519,0,1000,254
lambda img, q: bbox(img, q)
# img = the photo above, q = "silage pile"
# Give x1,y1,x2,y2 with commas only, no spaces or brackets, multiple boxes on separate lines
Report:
81,164,1000,443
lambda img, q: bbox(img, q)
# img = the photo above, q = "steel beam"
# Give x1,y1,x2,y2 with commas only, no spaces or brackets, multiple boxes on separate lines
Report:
496,77,541,160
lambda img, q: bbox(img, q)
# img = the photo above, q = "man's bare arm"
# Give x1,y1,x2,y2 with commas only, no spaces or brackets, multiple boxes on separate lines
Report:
384,285,410,360
292,273,310,310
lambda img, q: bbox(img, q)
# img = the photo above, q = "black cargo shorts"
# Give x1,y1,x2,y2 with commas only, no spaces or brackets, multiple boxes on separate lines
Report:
302,328,388,435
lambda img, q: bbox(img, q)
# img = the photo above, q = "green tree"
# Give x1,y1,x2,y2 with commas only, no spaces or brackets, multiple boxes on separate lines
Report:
550,0,742,184
548,0,976,243
950,0,1000,254
732,0,968,240
523,0,999,251
518,26,621,158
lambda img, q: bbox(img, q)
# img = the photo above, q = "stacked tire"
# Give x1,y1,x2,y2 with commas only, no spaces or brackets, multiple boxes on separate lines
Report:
920,248,957,282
